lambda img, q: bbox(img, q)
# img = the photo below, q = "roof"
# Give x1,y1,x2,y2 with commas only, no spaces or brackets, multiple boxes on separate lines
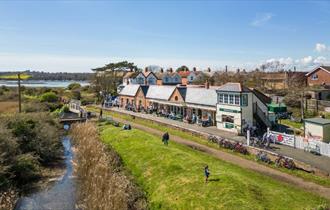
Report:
140,85,149,96
185,87,217,107
306,66,330,76
146,85,176,100
216,83,250,92
304,118,330,125
177,87,187,100
251,88,272,104
118,84,140,96
155,72,164,79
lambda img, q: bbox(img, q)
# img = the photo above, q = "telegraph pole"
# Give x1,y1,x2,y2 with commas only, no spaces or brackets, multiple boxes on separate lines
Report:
18,73,22,113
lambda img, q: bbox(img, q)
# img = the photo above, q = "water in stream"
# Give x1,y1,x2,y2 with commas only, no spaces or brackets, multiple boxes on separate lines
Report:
14,137,76,210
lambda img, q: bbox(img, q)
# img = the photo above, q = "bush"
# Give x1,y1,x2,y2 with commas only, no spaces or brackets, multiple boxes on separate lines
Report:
68,82,81,90
72,90,81,100
12,153,40,184
40,92,58,103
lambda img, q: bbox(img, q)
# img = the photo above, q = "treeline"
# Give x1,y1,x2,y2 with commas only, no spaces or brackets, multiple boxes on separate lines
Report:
0,71,93,81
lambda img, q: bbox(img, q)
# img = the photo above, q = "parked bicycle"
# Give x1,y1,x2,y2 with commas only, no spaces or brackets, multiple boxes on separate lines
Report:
256,151,272,164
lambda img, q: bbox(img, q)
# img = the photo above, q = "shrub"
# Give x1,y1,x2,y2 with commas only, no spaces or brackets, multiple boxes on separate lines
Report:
72,90,81,100
12,153,40,184
68,82,81,90
40,92,58,103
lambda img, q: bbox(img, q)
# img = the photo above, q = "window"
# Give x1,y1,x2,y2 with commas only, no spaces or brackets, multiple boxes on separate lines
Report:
218,93,224,103
241,94,248,106
229,95,234,104
311,73,318,80
165,77,169,83
224,94,228,104
234,95,240,105
222,115,234,123
175,96,178,101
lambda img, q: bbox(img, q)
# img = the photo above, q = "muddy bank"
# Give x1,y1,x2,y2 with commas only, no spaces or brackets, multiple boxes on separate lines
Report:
14,137,76,210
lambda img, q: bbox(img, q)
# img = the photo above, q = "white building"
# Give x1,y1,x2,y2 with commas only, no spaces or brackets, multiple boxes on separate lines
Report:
216,83,274,134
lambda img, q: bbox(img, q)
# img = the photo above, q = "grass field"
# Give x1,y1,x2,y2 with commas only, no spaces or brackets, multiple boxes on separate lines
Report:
100,125,329,210
87,106,330,188
0,73,31,80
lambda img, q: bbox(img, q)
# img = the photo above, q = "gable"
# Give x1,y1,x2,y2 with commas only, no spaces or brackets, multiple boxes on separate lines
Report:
169,88,185,103
306,67,330,77
136,87,146,98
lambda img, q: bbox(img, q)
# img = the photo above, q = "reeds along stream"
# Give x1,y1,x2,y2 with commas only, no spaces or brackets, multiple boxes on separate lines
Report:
14,136,76,210
70,122,147,210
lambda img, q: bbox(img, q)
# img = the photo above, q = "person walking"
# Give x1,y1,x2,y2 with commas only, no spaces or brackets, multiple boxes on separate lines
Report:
99,109,103,119
162,132,169,146
204,165,210,183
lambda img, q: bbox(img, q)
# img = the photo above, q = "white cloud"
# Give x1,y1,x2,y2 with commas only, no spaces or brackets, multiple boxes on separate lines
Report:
298,56,313,65
251,13,273,27
315,43,327,52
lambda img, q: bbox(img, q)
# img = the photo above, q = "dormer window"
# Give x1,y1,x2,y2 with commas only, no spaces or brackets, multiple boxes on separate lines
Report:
311,73,318,80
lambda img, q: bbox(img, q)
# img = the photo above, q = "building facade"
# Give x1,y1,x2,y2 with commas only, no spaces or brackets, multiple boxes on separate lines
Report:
306,66,330,87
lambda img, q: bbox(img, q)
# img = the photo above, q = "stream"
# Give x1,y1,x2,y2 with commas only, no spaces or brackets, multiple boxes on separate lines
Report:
14,137,76,210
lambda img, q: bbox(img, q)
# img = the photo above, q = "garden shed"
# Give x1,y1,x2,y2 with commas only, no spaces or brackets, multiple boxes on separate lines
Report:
304,118,330,143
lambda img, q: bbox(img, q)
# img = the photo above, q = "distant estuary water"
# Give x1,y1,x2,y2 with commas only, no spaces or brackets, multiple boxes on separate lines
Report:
14,137,76,210
0,80,90,88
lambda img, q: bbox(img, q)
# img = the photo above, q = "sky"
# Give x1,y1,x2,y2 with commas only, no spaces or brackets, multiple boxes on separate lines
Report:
0,0,330,72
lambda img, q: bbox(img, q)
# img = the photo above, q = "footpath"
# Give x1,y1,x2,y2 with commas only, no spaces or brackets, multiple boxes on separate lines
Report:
105,107,330,175
104,112,330,200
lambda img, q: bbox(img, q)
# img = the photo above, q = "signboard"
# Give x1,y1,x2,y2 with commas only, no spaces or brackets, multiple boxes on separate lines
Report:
270,131,295,147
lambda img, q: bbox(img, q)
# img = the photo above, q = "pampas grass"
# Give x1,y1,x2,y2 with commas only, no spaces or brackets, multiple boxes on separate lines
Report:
71,122,147,210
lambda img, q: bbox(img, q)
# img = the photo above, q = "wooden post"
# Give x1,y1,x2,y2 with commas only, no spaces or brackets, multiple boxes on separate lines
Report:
18,73,22,113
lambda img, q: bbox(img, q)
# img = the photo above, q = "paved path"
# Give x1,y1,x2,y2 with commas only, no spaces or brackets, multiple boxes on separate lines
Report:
105,113,330,200
105,107,330,174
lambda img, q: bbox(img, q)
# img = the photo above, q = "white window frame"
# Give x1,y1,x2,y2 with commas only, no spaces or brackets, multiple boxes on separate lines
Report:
311,73,318,80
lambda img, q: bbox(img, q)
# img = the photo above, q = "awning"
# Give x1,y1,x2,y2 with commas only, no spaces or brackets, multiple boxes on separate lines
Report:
186,103,216,112
149,99,185,107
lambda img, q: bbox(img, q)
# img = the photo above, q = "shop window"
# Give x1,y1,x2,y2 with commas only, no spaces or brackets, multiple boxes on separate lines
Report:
222,115,234,123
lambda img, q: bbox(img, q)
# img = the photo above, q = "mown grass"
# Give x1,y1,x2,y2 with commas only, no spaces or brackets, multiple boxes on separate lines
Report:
100,125,329,210
86,106,330,188
280,119,303,130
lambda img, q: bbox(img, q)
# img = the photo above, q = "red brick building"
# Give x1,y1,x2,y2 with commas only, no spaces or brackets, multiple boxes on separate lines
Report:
306,66,330,87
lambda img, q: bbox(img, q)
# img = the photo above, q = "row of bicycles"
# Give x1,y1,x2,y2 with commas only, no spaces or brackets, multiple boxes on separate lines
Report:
208,135,249,155
256,151,296,170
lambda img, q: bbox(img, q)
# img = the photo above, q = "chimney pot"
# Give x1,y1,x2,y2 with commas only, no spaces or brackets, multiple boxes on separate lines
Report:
207,67,211,72
145,67,148,72
193,67,197,72
225,65,228,72
160,68,164,73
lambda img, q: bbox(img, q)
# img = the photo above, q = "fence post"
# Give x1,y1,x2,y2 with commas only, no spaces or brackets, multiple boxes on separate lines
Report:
293,135,296,148
247,130,250,146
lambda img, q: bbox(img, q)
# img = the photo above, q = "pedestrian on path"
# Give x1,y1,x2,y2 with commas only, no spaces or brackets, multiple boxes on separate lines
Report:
204,165,210,183
162,132,169,146
99,109,103,119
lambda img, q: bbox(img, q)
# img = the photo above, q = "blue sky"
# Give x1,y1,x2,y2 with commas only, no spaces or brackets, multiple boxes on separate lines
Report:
0,0,330,72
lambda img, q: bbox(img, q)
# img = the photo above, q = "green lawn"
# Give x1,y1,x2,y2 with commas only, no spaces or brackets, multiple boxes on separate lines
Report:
100,125,329,210
280,119,303,130
87,106,330,188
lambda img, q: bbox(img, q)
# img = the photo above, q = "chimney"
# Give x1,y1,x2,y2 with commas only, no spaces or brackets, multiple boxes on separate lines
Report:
170,68,173,73
205,80,210,89
144,67,148,72
160,68,164,73
294,66,296,72
225,65,228,72
207,67,211,72
193,67,197,72
237,68,240,73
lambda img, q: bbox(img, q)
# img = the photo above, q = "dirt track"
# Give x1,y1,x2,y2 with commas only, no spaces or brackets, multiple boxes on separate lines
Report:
103,115,330,200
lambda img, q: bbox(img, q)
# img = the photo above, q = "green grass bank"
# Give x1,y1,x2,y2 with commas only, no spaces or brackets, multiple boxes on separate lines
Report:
100,125,329,210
